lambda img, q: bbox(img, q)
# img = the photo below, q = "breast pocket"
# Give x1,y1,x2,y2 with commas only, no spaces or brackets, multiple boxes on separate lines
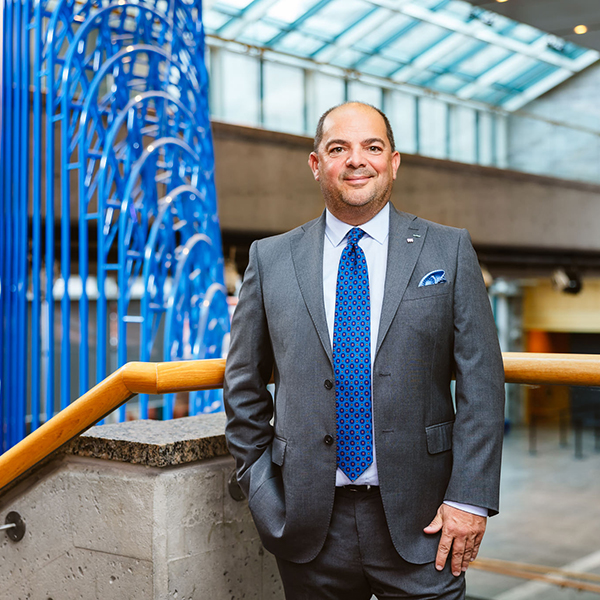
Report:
404,281,452,301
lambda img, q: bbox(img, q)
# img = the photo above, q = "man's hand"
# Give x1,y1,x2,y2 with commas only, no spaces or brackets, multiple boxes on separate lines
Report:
423,504,487,577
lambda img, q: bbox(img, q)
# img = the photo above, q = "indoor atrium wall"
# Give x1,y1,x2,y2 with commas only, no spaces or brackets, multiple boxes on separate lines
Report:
212,121,600,251
507,62,600,184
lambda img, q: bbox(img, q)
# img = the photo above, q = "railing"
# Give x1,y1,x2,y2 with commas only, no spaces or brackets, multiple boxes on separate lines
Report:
1,352,600,593
2,351,600,494
0,358,227,492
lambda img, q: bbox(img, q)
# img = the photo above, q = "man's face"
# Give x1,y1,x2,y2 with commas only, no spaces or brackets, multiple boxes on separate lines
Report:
308,104,401,225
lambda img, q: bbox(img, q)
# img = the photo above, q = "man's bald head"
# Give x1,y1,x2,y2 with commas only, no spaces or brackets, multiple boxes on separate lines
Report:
313,102,396,153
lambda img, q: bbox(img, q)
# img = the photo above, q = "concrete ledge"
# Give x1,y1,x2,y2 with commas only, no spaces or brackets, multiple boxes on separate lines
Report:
0,414,283,599
64,414,229,467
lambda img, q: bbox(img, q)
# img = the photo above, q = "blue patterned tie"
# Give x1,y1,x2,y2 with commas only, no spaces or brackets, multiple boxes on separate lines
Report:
333,227,372,481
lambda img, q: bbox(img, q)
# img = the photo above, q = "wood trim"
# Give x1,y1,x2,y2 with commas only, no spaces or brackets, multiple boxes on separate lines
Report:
2,352,600,493
503,352,600,386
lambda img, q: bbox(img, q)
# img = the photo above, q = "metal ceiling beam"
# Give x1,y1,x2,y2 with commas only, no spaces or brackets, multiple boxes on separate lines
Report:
363,0,593,71
310,6,383,63
390,32,468,83
401,39,487,87
456,52,538,101
502,68,575,111
217,0,282,40
351,19,421,70
456,34,598,103
206,0,599,112
205,34,504,113
411,21,519,87
206,32,600,132
349,0,451,71
266,0,336,47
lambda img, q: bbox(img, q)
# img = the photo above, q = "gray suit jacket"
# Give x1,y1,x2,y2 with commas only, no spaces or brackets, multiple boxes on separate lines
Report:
224,204,505,565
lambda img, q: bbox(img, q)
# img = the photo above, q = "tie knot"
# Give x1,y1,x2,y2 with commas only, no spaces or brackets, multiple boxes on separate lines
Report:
347,228,366,247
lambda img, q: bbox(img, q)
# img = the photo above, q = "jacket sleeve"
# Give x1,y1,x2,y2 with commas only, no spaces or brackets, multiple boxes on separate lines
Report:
444,229,505,516
223,241,275,498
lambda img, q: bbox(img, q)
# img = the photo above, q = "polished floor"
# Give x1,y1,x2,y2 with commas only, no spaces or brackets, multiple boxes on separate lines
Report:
465,425,600,600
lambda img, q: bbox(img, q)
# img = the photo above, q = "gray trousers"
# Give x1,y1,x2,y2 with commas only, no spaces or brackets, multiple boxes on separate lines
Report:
276,487,465,600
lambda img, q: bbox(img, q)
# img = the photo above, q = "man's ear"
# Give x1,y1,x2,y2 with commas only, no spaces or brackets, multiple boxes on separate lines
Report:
308,152,320,181
391,151,401,180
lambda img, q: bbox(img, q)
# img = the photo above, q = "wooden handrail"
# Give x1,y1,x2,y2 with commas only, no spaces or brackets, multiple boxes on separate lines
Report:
503,352,600,387
0,359,227,492
1,352,600,493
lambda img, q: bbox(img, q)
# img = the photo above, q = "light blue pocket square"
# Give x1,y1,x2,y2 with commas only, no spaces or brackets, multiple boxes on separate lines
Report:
418,270,447,287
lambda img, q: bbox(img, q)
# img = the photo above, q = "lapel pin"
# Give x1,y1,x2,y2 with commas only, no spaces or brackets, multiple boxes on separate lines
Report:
407,238,414,243
413,234,421,238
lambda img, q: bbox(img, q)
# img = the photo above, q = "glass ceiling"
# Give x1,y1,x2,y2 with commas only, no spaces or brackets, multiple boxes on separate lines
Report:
202,0,599,111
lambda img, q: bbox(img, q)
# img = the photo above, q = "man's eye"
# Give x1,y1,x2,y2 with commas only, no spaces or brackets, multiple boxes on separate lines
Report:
369,146,383,152
330,147,343,154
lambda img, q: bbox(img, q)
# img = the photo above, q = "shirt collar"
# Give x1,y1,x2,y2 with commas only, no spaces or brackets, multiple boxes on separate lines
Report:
325,202,390,248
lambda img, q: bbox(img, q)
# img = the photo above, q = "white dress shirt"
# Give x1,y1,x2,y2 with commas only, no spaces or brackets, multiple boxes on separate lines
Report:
323,203,487,517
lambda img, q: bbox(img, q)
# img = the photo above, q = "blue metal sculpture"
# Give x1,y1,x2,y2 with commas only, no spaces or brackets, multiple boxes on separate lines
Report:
1,0,229,450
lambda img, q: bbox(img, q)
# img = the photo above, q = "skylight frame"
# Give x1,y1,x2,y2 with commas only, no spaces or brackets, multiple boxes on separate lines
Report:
203,0,600,111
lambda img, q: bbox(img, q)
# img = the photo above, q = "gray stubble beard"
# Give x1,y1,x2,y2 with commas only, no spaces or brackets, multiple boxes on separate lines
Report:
320,180,393,216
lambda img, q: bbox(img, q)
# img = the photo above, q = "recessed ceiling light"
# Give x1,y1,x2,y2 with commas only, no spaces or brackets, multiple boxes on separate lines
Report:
574,24,588,34
496,0,508,3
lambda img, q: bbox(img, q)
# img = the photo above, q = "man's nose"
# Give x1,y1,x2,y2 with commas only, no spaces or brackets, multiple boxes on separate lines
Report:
345,147,366,168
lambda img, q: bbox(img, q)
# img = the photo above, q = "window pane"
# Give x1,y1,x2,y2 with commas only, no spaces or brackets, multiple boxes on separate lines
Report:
308,73,345,133
495,114,508,169
300,0,373,38
347,81,382,108
205,45,211,77
266,0,324,25
263,62,305,135
419,97,447,159
360,55,402,78
457,45,511,78
221,51,260,127
214,0,255,10
273,31,325,56
354,13,412,54
330,48,368,69
428,73,468,94
236,21,282,46
387,92,417,155
478,111,494,166
449,105,476,164
203,10,231,33
383,22,448,63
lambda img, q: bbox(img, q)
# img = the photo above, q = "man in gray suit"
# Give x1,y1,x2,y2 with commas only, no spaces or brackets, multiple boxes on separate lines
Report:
224,102,505,599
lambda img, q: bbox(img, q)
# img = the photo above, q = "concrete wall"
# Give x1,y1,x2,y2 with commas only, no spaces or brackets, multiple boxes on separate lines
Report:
507,63,600,185
38,116,600,253
0,417,283,600
213,122,600,252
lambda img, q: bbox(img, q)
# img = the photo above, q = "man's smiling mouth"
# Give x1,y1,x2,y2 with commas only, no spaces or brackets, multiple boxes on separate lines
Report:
344,176,373,184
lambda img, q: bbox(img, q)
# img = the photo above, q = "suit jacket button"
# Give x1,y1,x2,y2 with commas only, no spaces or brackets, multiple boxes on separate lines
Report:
324,379,333,390
324,435,334,446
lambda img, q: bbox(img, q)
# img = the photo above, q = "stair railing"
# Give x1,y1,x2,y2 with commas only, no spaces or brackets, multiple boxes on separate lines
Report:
1,352,600,493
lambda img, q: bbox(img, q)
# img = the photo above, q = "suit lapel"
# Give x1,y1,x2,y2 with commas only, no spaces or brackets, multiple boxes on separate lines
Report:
290,212,333,366
375,205,427,357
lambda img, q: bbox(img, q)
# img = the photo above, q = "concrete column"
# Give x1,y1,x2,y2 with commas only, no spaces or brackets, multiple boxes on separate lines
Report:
0,414,283,600
491,279,525,426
